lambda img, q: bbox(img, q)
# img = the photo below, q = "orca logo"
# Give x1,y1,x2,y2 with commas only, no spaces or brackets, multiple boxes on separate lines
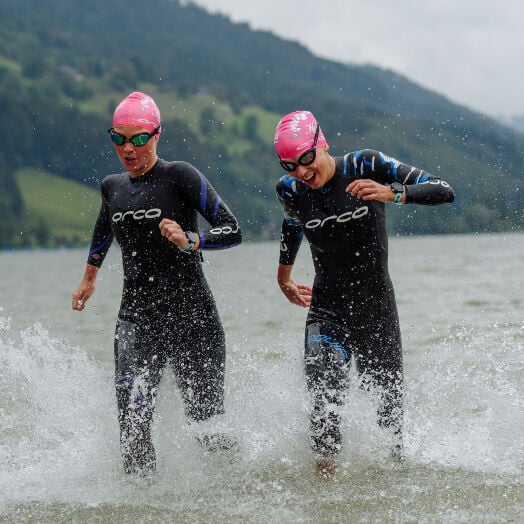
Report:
280,231,288,252
209,222,240,235
428,179,451,188
304,206,369,229
112,208,162,222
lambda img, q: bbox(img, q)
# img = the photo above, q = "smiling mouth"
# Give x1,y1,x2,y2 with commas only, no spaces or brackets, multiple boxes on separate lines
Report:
304,172,315,181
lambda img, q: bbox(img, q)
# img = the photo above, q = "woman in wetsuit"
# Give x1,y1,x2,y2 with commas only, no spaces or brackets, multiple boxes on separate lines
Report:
72,91,241,475
273,110,454,476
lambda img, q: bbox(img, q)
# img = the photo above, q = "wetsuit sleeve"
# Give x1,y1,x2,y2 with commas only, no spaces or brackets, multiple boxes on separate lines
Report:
351,149,455,205
86,179,114,267
180,162,242,249
276,177,303,265
279,219,303,265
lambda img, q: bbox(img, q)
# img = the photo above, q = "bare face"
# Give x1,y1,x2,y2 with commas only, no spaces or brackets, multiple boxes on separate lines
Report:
111,125,159,177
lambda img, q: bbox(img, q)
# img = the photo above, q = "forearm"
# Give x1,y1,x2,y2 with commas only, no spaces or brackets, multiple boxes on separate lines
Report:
353,150,455,205
87,201,113,267
82,263,99,282
404,179,455,205
198,217,242,249
192,172,242,249
277,263,294,287
279,220,303,265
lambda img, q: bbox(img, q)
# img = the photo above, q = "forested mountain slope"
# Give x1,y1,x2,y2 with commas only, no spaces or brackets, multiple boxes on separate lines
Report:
0,0,522,247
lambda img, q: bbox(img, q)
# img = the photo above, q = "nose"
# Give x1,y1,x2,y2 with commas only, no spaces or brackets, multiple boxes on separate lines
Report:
122,141,135,152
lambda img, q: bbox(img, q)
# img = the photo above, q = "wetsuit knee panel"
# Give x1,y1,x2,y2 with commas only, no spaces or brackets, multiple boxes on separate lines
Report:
304,321,351,391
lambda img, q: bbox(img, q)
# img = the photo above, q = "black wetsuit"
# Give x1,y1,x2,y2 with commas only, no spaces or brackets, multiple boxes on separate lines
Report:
276,149,454,457
87,158,241,473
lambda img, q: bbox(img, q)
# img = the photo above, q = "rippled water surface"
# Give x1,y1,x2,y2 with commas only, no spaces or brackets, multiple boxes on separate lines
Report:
1,233,522,522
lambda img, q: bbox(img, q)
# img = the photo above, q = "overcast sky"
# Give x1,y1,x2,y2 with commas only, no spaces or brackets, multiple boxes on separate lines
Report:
188,0,521,122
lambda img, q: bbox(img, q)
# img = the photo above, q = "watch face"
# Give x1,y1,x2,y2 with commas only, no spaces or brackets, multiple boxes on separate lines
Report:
391,182,404,193
186,231,198,243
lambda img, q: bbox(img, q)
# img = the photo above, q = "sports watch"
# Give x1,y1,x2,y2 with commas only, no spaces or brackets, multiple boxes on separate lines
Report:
179,231,198,254
390,182,404,205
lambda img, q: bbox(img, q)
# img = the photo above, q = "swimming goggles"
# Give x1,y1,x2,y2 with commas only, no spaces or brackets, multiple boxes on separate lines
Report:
108,127,159,147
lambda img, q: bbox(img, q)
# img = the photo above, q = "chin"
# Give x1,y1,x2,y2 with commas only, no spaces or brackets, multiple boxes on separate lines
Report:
308,177,324,189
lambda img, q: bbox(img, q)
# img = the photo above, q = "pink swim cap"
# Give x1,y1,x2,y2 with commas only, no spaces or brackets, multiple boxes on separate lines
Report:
274,110,327,159
112,91,161,135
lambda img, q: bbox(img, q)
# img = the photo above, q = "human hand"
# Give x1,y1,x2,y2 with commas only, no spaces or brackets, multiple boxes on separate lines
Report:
278,279,312,308
72,265,98,311
346,179,398,202
159,218,190,249
72,281,95,311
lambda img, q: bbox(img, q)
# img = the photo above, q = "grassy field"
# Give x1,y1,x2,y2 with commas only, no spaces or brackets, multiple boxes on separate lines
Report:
16,169,99,247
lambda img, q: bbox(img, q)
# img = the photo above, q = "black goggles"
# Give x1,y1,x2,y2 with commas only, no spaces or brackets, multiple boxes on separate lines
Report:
108,127,159,147
279,124,320,172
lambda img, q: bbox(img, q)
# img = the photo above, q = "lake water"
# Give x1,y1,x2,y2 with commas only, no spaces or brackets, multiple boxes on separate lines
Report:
1,233,522,523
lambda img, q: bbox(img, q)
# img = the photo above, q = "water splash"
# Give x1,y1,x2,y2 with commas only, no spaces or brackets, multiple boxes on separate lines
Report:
0,320,117,510
0,314,522,522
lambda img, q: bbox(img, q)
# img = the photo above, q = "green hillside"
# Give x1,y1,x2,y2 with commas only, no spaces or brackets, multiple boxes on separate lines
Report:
0,0,522,248
15,169,99,247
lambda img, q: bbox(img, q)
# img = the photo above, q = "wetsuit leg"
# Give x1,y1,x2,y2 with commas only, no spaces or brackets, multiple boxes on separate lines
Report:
114,313,164,474
354,329,404,451
171,307,226,422
304,320,351,458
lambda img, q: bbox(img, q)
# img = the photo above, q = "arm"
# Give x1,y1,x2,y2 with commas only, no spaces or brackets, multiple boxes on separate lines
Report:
198,198,241,249
277,188,312,307
187,163,242,249
159,163,241,251
345,150,455,205
87,181,114,267
72,181,112,311
72,264,99,311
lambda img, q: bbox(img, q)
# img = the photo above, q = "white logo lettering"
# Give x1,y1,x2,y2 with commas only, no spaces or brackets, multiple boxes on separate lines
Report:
279,232,289,252
428,179,450,188
209,222,240,235
112,208,162,222
304,206,369,229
